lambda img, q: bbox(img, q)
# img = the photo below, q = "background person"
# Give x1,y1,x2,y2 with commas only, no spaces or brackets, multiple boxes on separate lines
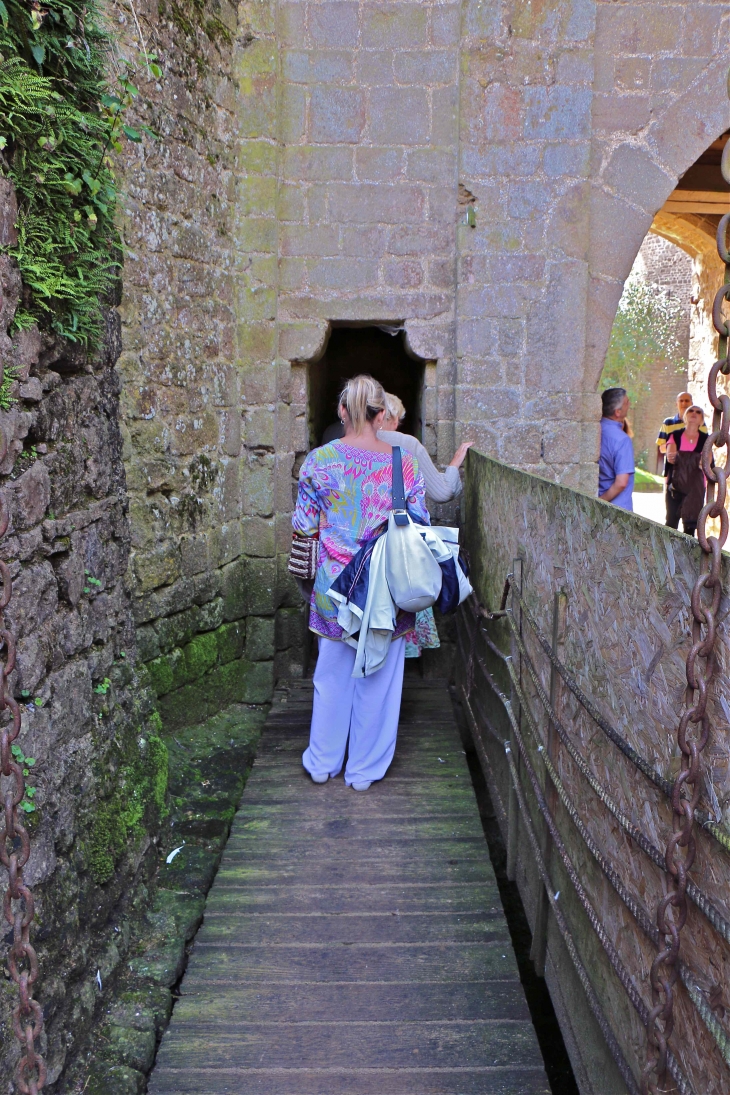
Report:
665,405,708,537
656,392,706,474
378,393,472,660
292,375,429,792
598,387,634,510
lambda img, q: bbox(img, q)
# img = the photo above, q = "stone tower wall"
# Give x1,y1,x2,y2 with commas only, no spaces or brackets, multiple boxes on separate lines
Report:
114,0,281,723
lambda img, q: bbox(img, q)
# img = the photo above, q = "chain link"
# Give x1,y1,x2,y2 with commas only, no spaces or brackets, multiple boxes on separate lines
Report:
641,138,730,1094
0,396,46,1088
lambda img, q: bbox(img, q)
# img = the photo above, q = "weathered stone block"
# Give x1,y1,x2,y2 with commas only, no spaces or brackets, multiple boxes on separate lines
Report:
242,659,275,703
217,620,245,664
133,546,181,593
308,257,380,291
383,259,423,290
198,596,225,632
155,606,200,653
280,224,340,257
398,50,456,86
241,515,276,557
369,87,430,145
277,84,304,143
180,534,209,579
592,92,651,136
204,656,273,706
247,615,275,661
245,557,277,615
183,632,219,682
221,558,247,621
406,147,455,184
275,606,305,651
279,1,307,45
362,4,428,48
524,86,591,140
278,322,329,363
284,50,354,85
100,1025,156,1074
309,1,359,47
241,361,277,406
355,147,403,183
328,183,426,224
601,144,674,215
11,461,51,531
243,452,275,517
236,322,277,368
84,1062,146,1095
275,553,301,610
193,569,223,608
432,3,460,45
136,625,160,663
356,49,396,86
218,522,242,566
146,655,174,697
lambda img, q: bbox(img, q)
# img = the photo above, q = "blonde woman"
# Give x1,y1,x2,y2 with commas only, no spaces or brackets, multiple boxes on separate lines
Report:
378,393,472,659
292,375,429,790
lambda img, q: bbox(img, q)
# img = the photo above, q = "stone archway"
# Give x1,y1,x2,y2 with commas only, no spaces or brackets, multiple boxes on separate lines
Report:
650,210,726,416
584,59,730,393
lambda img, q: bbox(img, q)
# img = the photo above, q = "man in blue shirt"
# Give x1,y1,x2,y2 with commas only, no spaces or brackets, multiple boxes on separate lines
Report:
598,387,634,511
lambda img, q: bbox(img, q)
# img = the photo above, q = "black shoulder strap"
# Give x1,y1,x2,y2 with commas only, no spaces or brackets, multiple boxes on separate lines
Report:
391,446,409,526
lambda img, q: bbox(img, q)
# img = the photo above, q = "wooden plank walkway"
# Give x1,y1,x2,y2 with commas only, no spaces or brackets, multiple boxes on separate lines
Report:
148,679,550,1095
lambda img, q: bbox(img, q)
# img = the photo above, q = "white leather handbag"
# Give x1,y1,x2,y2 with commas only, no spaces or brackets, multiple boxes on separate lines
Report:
384,447,443,612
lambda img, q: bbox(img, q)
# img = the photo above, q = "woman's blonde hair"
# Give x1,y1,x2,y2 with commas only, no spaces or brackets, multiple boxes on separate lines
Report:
683,405,705,423
339,374,386,433
384,392,406,424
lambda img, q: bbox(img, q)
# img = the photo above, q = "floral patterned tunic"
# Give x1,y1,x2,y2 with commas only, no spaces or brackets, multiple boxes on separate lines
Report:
293,440,429,640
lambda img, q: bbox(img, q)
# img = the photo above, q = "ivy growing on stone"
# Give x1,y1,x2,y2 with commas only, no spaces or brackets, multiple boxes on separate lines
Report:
0,0,159,346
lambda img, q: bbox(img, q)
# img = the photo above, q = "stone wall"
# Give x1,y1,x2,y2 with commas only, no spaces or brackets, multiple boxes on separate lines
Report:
114,0,283,721
460,449,730,1094
0,192,166,1088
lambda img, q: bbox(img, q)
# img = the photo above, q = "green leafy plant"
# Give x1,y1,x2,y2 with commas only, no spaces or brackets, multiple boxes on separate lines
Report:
11,742,37,812
94,676,111,695
601,273,687,405
0,0,160,346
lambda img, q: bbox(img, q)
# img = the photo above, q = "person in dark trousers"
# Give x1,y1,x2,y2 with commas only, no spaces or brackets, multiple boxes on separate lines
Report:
665,405,708,537
598,388,634,510
656,391,693,473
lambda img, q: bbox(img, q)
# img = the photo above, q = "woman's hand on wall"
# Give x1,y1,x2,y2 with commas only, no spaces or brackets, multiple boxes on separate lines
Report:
449,441,474,469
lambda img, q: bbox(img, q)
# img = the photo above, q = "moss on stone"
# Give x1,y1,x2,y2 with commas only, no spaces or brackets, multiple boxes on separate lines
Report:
146,655,174,697
157,678,210,731
99,1025,156,1073
216,619,245,664
87,721,169,886
183,631,218,681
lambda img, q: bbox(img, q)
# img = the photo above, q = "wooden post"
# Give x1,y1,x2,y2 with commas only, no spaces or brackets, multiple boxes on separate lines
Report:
506,558,523,882
530,590,567,976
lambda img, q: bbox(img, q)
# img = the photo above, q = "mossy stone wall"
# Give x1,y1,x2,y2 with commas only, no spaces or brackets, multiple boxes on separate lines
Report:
462,449,730,1094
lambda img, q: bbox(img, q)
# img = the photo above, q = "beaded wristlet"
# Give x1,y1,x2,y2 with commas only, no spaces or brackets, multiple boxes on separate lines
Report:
288,534,319,580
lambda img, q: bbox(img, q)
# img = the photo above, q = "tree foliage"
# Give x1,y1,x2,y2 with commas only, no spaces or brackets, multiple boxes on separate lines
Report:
0,0,159,346
601,272,687,405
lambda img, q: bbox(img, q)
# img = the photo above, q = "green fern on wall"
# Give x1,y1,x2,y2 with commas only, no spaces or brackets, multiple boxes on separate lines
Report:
0,0,153,347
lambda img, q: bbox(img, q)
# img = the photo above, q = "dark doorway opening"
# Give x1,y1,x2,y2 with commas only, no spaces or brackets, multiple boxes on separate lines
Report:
308,325,425,448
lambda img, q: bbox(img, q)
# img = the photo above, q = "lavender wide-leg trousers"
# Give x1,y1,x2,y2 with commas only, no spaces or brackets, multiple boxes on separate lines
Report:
303,636,406,786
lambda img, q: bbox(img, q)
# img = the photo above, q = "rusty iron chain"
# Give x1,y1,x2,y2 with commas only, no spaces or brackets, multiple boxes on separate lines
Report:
642,139,730,1094
0,413,46,1088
